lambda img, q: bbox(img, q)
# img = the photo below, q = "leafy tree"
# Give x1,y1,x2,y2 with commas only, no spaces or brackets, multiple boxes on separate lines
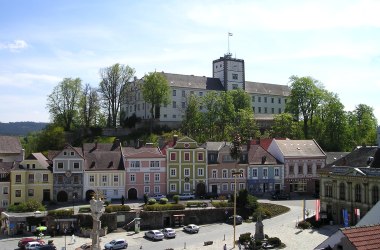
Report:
99,63,135,128
141,72,171,133
181,94,202,139
231,108,259,142
201,91,222,140
47,78,82,131
8,199,46,212
270,113,301,139
217,91,235,140
286,75,324,138
79,83,102,128
229,88,251,112
347,104,377,146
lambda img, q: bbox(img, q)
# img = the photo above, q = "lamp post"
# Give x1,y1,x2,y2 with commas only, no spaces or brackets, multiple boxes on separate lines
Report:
72,194,76,215
232,169,243,248
64,227,67,250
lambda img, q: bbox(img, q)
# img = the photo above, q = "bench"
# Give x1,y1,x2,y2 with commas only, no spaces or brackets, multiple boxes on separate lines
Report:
204,241,213,246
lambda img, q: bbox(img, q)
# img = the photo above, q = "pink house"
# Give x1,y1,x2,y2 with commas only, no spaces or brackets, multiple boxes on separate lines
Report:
122,144,167,200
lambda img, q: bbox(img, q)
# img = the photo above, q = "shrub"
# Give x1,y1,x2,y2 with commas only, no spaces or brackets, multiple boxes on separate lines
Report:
8,200,46,213
104,201,110,206
239,232,251,243
218,195,226,201
144,203,185,211
173,195,179,204
143,194,148,204
268,237,281,247
148,198,156,205
297,220,312,229
78,206,92,213
48,209,73,217
159,198,168,204
105,205,131,213
211,201,233,208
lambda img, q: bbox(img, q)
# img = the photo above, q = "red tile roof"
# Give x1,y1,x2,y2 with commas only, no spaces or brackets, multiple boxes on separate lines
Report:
342,224,380,250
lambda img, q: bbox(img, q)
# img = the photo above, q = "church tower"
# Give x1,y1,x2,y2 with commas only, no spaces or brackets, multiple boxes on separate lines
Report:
212,53,245,91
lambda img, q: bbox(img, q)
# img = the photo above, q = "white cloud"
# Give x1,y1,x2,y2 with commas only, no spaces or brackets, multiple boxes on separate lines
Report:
0,40,28,52
0,72,60,88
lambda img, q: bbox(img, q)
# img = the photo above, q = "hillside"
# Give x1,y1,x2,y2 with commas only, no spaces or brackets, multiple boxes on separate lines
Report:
0,122,49,136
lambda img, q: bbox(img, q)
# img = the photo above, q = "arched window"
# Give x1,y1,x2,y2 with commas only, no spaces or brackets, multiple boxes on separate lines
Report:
339,183,346,200
355,184,361,202
373,186,379,205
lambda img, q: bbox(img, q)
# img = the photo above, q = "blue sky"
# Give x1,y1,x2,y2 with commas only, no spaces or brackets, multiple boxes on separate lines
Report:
1,0,380,123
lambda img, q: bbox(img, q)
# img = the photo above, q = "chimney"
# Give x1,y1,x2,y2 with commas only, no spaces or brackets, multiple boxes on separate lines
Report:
173,135,178,145
261,156,267,164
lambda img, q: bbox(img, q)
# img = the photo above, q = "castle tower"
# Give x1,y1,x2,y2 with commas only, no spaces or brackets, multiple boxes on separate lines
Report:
212,54,245,91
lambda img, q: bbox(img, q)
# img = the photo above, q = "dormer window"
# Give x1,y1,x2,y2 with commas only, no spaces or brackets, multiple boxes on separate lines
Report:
73,162,79,169
70,151,74,156
58,162,63,169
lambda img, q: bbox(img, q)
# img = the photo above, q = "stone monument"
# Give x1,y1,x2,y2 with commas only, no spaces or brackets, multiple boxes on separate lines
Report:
254,213,264,240
90,197,105,250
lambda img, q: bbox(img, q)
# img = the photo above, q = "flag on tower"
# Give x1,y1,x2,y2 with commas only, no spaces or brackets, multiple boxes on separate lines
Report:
228,32,233,36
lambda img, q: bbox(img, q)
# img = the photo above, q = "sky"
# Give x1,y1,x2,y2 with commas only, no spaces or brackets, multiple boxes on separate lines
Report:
1,0,380,123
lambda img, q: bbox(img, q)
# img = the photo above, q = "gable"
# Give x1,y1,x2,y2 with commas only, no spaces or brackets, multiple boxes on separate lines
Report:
174,136,199,149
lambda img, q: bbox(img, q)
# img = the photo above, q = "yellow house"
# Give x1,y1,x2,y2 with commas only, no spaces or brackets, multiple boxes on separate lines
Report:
10,153,53,205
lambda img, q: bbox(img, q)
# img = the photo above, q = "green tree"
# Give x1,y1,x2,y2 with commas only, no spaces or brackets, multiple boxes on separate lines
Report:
286,75,324,138
141,72,171,132
217,91,235,140
47,78,82,131
347,104,378,146
99,63,135,128
232,109,259,142
79,83,102,128
229,88,251,112
201,91,222,140
181,94,202,139
270,113,301,139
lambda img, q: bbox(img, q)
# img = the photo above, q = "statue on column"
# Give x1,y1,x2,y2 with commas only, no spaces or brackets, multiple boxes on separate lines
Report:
90,196,105,250
254,212,264,240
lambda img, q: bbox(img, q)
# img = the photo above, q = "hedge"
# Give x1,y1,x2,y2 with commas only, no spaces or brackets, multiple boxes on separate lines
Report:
48,209,73,217
144,203,185,211
211,201,233,208
105,205,131,213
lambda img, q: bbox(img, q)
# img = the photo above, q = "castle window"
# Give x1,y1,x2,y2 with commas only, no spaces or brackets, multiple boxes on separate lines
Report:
173,90,176,96
232,73,238,80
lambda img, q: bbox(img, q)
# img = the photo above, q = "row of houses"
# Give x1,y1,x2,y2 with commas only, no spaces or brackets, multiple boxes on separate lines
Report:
0,135,326,209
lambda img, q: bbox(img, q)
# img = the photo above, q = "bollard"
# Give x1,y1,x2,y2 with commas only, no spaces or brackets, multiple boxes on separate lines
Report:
224,234,225,241
184,242,186,249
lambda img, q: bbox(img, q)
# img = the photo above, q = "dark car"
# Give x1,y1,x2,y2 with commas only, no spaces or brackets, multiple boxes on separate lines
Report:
272,192,290,200
226,215,243,225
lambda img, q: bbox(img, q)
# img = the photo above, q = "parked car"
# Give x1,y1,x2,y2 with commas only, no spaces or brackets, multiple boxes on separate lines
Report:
162,228,176,238
35,245,57,250
183,224,200,233
104,239,128,249
74,243,92,250
18,238,45,250
226,215,243,225
150,194,166,200
25,241,43,250
178,193,195,200
145,230,164,241
272,192,290,200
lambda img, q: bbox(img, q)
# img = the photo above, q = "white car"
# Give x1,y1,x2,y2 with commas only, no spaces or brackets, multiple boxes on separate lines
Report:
150,194,166,200
183,224,199,233
162,228,176,238
145,230,164,240
104,239,128,249
178,193,195,200
25,241,43,250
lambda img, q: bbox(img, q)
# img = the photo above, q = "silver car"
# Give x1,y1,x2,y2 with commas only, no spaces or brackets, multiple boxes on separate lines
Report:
145,230,164,241
162,228,176,238
183,224,199,233
104,239,128,249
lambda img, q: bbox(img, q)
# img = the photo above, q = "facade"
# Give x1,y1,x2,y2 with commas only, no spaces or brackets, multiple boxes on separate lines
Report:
247,144,284,195
268,139,326,195
0,136,24,163
122,54,290,129
205,142,248,196
123,144,166,199
165,136,207,196
10,153,53,205
83,141,126,201
0,162,13,210
51,144,84,202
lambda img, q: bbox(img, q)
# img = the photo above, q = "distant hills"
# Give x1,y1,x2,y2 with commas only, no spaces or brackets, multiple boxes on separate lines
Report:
0,122,49,136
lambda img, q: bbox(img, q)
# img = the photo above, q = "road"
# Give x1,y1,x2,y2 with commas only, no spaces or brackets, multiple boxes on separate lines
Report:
0,198,339,250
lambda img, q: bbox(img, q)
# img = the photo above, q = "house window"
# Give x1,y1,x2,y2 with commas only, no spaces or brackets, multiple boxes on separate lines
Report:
339,183,346,200
3,187,8,194
198,168,204,176
289,165,294,175
144,174,150,182
144,186,150,194
154,173,160,182
32,164,35,169
73,175,79,184
28,189,34,197
184,152,190,161
170,168,176,177
263,169,268,177
28,174,34,183
274,168,279,177
182,90,186,97
173,90,176,96
130,174,136,182
154,186,160,193
114,175,119,182
130,161,140,168
15,190,21,197
43,174,48,182
252,96,255,102
58,162,64,169
222,183,228,192
15,174,21,183
150,161,159,168
258,96,261,102
252,169,258,177
2,200,8,207
372,186,379,204
325,184,332,198
212,170,217,178
113,190,118,196
58,175,64,184
231,183,236,191
170,183,176,192
170,152,176,161
70,151,74,156
222,170,228,178
355,184,361,202
239,183,245,190
264,97,267,103
173,101,176,108
73,162,79,169
184,168,190,177
232,73,238,80
182,102,186,108
89,175,94,183
64,151,67,156
271,98,274,103
184,183,191,192
102,175,107,183
197,152,204,161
